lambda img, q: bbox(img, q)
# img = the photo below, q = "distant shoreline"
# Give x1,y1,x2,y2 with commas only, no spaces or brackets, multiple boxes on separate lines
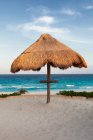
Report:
1,89,93,95
0,74,93,75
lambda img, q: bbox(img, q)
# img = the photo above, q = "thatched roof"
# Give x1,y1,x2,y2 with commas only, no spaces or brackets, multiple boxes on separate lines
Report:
11,34,87,73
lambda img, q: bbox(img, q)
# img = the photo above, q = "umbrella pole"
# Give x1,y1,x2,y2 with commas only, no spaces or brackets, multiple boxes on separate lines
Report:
47,63,50,103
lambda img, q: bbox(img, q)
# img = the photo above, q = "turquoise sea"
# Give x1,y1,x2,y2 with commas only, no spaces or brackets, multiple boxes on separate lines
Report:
0,74,93,92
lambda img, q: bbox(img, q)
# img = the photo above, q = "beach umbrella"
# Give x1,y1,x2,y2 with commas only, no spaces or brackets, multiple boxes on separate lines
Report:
11,34,87,103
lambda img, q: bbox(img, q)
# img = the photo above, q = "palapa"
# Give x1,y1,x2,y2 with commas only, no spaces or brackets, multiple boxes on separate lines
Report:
11,34,87,103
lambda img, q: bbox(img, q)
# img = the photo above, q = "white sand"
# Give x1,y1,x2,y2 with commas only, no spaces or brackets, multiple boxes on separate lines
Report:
0,95,93,140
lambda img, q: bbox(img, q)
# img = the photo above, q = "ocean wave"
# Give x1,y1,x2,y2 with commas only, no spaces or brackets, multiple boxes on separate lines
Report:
0,85,3,88
66,85,74,87
0,85,12,89
11,85,46,89
11,85,34,89
86,86,93,89
11,85,23,88
24,86,45,89
80,86,93,89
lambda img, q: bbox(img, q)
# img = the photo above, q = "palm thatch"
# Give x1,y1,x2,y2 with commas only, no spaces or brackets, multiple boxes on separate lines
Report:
11,34,87,73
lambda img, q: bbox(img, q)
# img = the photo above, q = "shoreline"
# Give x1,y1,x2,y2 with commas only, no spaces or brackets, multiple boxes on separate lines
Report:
1,89,93,95
0,90,58,95
0,91,93,101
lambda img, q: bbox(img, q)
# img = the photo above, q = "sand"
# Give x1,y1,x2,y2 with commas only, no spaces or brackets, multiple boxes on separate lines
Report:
0,95,93,140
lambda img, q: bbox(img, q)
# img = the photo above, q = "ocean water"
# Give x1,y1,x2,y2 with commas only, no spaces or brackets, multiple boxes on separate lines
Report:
0,74,93,92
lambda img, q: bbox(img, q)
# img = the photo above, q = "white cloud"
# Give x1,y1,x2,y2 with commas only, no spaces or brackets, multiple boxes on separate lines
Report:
21,24,70,34
6,8,93,45
8,23,70,35
7,21,93,45
7,15,55,31
84,5,93,10
61,9,81,16
7,15,70,34
66,38,93,45
26,5,81,18
88,27,93,31
34,16,54,24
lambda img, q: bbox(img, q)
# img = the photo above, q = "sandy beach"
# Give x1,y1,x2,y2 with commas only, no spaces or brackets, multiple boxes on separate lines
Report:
0,95,93,140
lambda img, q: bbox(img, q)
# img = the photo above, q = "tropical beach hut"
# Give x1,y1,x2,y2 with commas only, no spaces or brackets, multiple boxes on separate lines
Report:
11,34,87,103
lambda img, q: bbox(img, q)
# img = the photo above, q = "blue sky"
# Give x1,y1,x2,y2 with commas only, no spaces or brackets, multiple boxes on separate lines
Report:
0,0,93,74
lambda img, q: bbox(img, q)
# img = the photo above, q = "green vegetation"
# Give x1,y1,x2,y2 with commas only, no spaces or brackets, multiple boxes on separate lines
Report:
0,89,27,98
57,90,93,99
0,92,21,98
19,89,27,94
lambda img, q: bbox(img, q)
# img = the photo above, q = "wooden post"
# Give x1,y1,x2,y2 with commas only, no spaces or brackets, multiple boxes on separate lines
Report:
39,63,58,103
47,63,50,103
